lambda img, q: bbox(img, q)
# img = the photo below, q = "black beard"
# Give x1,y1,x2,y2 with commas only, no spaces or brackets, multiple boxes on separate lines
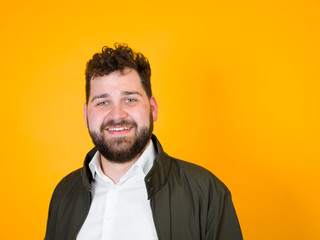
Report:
88,114,153,163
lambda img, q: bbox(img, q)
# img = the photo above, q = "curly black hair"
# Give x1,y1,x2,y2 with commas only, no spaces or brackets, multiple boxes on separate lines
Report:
85,43,152,102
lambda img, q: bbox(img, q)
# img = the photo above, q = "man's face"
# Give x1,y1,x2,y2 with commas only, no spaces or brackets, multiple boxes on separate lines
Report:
84,68,158,163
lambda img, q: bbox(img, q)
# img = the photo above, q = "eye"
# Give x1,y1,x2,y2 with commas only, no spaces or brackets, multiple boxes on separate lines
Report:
97,101,108,106
125,98,136,103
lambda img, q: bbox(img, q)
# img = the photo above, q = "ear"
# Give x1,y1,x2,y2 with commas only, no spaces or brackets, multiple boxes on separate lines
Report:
83,103,88,128
150,96,158,122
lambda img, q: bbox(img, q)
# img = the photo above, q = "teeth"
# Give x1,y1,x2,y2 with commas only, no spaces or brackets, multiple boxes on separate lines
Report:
107,127,130,131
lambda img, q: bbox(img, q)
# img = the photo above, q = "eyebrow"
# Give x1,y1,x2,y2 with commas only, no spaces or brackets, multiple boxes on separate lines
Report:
91,93,110,103
122,91,142,96
90,91,142,103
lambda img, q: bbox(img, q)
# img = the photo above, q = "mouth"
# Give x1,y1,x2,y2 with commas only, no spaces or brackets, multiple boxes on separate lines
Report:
105,126,133,135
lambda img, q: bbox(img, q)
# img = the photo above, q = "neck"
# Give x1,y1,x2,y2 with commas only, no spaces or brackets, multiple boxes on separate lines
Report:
99,157,137,184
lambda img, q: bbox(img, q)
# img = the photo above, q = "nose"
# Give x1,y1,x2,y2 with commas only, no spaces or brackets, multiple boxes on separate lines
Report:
108,103,128,121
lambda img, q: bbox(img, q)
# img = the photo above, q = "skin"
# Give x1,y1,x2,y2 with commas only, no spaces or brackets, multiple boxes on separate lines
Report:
83,68,158,183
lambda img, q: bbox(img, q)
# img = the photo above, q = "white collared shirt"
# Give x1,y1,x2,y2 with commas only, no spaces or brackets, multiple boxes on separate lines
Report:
76,141,158,240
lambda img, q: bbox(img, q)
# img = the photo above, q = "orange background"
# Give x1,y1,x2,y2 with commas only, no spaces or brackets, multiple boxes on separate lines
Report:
1,0,319,239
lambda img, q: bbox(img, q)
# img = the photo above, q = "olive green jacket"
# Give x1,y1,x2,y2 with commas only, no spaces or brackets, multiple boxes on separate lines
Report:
45,135,243,239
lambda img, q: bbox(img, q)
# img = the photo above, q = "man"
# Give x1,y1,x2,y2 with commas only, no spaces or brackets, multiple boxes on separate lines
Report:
45,43,243,240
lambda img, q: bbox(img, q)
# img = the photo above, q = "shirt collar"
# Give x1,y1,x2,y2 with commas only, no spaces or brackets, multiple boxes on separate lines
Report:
133,140,156,175
88,140,156,180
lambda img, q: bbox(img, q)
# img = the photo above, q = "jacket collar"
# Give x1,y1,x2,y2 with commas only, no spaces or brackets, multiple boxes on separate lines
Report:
81,134,172,199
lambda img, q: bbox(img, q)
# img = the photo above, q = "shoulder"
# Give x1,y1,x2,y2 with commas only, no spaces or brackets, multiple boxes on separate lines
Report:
56,168,83,188
169,157,230,196
50,168,84,202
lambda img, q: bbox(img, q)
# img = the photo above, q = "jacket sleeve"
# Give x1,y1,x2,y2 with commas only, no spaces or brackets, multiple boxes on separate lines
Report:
44,177,66,240
206,182,243,240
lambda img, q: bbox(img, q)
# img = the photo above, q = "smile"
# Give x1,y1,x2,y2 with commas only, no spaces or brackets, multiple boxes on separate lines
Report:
106,126,132,132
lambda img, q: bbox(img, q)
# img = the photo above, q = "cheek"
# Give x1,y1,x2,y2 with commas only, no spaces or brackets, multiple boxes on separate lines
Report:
87,111,104,129
132,108,152,126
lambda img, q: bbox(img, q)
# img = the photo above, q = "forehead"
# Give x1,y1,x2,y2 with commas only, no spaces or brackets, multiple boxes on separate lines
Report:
89,69,145,97
92,69,142,89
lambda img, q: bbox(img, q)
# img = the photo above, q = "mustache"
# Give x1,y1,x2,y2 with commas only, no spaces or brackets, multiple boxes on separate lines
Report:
100,120,138,131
